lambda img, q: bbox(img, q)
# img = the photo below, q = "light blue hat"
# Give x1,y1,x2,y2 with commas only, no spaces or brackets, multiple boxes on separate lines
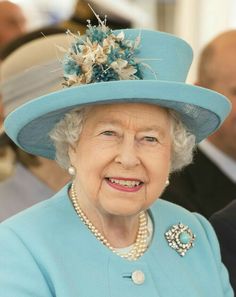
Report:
4,27,231,160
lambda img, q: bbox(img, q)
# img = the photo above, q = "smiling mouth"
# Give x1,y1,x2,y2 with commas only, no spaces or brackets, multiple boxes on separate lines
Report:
105,177,143,188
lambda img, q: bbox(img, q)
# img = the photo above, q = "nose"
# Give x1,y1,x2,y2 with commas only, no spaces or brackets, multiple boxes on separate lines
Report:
115,135,140,169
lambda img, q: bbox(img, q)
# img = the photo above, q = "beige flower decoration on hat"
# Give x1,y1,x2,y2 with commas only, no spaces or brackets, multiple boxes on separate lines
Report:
60,12,143,87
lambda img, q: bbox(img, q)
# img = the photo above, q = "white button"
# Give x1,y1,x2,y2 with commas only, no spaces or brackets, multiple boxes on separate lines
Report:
131,270,145,285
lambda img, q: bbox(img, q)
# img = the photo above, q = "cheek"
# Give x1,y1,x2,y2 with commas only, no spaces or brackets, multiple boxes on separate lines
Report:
145,149,171,192
74,145,110,186
149,147,171,173
74,155,105,203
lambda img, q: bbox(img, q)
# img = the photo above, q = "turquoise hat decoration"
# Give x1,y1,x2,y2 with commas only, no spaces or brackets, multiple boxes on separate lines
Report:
4,14,231,160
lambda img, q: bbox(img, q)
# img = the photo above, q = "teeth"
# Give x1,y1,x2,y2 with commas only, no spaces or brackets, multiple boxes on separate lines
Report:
109,178,141,188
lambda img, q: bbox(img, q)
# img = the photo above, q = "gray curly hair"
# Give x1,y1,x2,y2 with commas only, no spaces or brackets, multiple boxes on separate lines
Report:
49,105,196,173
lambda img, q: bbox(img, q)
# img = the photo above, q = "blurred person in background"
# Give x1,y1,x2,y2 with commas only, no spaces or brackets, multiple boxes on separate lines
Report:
0,95,3,126
0,0,27,180
210,200,236,293
59,0,131,34
0,27,70,221
161,30,236,218
0,0,27,49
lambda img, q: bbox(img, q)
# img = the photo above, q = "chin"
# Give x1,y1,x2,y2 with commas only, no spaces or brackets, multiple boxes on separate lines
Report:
101,200,144,217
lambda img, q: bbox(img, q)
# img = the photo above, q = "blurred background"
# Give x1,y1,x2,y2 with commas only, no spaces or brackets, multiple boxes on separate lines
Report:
4,0,236,81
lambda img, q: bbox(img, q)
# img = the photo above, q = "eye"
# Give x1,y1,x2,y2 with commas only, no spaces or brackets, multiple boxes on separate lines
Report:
101,130,116,136
143,136,158,142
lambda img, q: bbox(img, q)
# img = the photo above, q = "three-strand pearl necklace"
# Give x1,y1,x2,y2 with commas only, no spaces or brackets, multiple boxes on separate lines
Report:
70,182,148,261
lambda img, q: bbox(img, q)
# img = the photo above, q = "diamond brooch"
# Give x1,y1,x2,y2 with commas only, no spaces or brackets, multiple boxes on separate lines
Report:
165,223,196,257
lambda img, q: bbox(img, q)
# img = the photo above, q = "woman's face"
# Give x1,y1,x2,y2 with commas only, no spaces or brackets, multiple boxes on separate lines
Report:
69,103,172,217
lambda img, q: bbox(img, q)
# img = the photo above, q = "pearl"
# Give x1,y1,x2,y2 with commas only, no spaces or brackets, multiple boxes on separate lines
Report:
70,182,148,261
68,165,76,176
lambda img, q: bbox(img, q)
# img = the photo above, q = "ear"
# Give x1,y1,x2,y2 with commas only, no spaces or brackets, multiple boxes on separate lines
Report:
68,144,77,164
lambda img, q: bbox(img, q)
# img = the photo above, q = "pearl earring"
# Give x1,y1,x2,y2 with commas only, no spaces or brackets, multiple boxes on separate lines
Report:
165,180,170,186
68,165,76,176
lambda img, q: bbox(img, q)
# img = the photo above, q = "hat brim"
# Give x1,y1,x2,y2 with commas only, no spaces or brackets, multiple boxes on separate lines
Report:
4,80,231,159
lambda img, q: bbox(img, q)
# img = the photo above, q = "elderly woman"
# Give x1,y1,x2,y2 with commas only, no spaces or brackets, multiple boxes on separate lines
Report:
0,18,234,297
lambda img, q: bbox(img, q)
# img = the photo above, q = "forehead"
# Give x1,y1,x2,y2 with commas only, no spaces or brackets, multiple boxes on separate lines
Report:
85,103,170,128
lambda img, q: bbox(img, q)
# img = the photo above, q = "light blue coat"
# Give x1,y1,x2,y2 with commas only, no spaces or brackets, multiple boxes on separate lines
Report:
0,184,233,297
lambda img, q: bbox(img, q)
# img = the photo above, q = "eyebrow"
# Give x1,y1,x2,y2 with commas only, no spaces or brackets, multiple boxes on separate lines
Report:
96,120,166,133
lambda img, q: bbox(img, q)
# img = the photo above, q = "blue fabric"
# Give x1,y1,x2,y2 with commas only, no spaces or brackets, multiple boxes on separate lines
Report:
0,184,233,297
4,29,231,159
